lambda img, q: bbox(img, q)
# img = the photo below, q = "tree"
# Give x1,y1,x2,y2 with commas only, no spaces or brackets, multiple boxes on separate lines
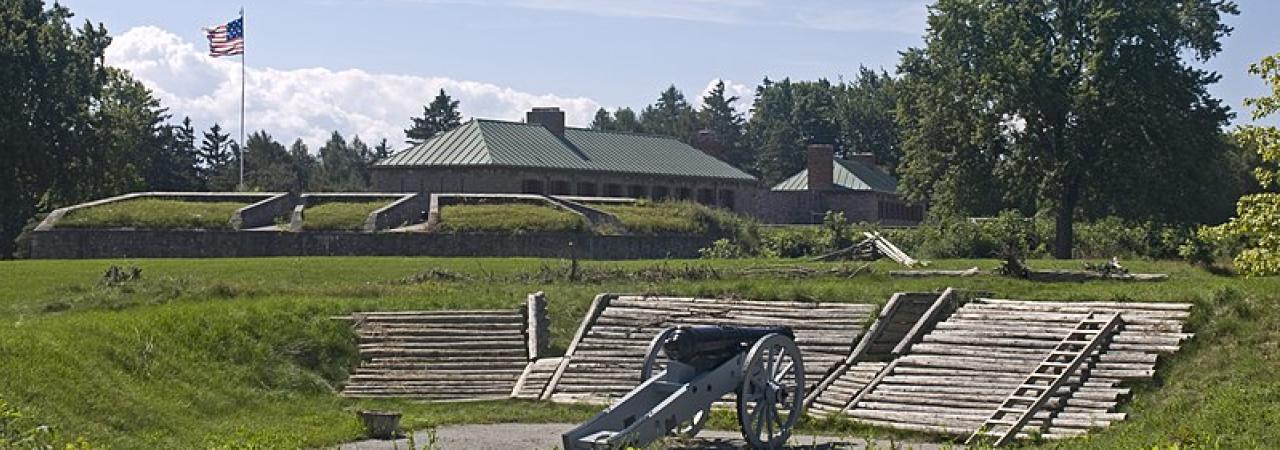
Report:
611,108,644,133
372,138,394,162
698,80,748,167
242,131,295,191
313,131,369,191
0,0,110,255
896,0,1237,258
1203,52,1280,275
404,89,462,145
640,85,697,140
288,139,316,192
199,124,236,190
590,108,616,131
836,67,901,171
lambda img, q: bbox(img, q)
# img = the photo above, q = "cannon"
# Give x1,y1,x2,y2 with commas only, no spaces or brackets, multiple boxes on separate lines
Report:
562,325,805,450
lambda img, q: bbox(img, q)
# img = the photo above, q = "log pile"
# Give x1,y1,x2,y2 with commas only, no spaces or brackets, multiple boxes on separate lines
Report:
340,309,531,400
542,295,875,404
816,298,1192,441
812,232,922,267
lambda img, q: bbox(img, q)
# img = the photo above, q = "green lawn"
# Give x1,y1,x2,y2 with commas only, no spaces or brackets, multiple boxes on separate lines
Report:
57,199,247,230
302,201,389,231
436,203,587,233
0,257,1275,448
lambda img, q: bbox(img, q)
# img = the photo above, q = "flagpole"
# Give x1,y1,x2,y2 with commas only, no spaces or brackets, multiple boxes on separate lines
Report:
238,7,245,189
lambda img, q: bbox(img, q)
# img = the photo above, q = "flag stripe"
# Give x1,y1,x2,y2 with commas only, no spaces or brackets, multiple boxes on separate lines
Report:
205,17,243,57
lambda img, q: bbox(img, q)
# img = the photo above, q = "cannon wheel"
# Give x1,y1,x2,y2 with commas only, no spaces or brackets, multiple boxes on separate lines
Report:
737,333,805,450
640,327,709,438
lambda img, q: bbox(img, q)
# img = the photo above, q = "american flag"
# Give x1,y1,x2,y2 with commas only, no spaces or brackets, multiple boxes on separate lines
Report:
204,16,244,57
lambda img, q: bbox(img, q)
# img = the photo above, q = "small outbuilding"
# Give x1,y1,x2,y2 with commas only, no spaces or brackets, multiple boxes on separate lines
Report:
758,144,924,225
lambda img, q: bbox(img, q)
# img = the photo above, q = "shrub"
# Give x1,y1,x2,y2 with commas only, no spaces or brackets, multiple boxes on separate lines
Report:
58,199,246,230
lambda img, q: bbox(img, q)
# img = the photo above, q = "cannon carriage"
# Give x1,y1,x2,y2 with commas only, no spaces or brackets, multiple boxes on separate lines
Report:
562,325,805,450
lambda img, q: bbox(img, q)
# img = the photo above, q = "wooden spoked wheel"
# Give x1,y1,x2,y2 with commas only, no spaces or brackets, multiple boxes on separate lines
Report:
640,327,709,437
737,333,805,450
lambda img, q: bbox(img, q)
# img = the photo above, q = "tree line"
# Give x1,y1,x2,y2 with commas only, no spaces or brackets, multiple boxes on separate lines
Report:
1,0,1266,259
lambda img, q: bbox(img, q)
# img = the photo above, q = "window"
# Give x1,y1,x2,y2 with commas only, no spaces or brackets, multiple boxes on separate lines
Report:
718,189,735,210
521,179,545,194
627,185,648,198
577,182,598,196
548,180,571,195
676,188,692,201
696,188,716,205
651,186,671,200
603,183,624,197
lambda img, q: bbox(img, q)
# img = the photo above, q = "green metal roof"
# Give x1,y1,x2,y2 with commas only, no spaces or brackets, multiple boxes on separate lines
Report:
376,119,756,181
771,158,899,193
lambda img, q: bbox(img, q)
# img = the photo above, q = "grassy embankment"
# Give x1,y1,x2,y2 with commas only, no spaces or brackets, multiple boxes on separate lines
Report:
301,201,391,231
0,257,1276,448
589,201,725,234
57,199,248,230
436,203,587,233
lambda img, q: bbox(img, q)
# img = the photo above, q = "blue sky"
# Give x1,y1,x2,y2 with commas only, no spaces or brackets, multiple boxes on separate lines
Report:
62,0,1280,147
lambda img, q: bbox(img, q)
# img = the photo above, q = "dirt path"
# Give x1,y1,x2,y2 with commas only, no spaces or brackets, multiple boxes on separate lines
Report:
339,423,953,450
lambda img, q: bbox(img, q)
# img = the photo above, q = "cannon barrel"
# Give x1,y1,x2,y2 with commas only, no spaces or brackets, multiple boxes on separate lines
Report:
662,325,794,371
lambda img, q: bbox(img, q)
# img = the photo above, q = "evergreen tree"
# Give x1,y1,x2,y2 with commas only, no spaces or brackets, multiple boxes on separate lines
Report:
288,139,315,192
747,78,805,184
611,108,644,133
199,124,237,190
372,138,394,162
590,108,616,131
314,131,368,191
404,89,462,145
698,80,748,167
242,131,294,191
640,85,697,140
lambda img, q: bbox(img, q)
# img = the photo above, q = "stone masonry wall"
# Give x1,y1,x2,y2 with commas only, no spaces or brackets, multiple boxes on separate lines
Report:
28,229,716,260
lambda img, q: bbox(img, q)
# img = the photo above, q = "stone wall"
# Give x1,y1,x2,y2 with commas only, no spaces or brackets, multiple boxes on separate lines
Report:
28,229,716,259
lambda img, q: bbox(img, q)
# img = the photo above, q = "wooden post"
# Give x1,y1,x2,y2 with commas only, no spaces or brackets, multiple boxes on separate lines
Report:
526,291,549,360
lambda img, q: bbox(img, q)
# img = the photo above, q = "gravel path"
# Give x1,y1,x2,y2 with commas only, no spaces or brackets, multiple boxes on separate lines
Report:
339,423,952,450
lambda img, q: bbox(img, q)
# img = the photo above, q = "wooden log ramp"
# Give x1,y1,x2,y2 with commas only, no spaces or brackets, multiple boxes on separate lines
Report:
819,296,1192,445
541,294,876,403
339,295,546,401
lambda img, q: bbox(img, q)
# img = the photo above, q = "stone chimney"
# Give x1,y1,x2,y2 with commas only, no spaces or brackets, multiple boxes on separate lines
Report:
806,144,835,191
690,130,723,158
848,152,877,168
527,107,565,137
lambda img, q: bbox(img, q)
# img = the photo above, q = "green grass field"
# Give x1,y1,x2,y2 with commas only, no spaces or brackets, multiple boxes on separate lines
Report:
302,201,389,231
0,257,1276,448
57,199,247,230
436,203,587,233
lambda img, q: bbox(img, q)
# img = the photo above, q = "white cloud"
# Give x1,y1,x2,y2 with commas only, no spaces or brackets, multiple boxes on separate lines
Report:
105,26,603,150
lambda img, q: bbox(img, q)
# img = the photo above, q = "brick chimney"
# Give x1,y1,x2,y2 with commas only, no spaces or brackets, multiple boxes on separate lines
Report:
527,107,565,137
848,152,877,168
690,130,723,158
806,144,835,191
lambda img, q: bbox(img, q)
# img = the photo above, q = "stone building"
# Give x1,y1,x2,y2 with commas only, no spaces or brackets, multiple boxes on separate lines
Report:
371,108,759,213
757,144,924,226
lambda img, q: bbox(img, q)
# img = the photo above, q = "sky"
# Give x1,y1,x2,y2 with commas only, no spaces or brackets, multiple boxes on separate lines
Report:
60,0,1280,149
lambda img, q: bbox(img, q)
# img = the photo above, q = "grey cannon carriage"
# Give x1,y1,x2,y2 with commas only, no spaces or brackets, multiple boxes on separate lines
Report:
562,325,806,449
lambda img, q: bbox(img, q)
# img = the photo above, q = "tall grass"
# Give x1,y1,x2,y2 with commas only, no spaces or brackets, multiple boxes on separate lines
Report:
436,203,586,233
302,201,388,231
58,199,246,230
